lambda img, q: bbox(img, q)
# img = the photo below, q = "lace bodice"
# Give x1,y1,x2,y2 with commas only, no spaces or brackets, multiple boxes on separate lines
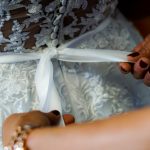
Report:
1,1,150,149
0,0,117,52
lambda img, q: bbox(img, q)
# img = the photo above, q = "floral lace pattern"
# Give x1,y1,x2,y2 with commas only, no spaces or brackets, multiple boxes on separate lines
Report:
0,0,117,52
0,13,147,149
0,61,37,149
55,16,144,122
0,0,148,149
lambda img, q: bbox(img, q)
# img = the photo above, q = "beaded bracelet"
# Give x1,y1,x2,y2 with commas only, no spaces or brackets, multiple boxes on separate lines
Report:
4,125,32,150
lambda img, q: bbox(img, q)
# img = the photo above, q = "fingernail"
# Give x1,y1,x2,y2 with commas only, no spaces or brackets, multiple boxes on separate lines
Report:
63,114,75,125
140,60,148,68
128,52,139,57
120,67,128,74
51,110,60,116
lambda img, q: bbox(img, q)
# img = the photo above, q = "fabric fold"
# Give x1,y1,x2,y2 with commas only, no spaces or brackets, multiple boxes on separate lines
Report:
0,18,132,126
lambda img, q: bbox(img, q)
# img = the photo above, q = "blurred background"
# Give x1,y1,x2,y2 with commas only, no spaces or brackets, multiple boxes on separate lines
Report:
118,0,150,37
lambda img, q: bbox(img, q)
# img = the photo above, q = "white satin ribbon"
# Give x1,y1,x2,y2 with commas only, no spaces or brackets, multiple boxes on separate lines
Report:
0,17,132,125
0,47,130,120
58,48,131,62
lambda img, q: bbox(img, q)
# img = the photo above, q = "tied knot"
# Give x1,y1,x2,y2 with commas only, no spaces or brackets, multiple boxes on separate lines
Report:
43,47,58,60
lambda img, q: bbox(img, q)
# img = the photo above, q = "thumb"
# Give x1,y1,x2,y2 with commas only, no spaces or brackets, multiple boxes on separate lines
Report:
45,110,61,126
45,111,75,126
63,114,75,125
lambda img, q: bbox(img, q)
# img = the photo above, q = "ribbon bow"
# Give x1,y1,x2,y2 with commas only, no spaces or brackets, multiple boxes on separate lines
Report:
0,18,131,125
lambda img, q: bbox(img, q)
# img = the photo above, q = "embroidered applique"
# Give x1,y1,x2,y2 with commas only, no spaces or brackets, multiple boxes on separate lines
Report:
0,0,117,52
0,1,145,149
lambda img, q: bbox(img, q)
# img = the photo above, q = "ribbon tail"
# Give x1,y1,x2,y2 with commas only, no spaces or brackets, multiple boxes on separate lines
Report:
46,81,65,126
58,48,131,63
35,50,52,111
35,50,64,126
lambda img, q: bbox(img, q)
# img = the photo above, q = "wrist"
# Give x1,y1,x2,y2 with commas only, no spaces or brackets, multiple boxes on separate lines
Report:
4,125,32,150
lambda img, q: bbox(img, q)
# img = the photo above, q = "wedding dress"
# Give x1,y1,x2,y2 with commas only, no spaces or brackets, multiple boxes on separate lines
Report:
0,0,150,149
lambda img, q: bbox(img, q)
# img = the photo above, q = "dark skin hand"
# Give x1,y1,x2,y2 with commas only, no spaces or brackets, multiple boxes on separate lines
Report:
2,110,75,147
119,34,150,86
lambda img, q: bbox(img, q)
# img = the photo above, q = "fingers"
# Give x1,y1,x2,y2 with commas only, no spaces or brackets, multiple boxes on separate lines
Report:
144,69,150,86
119,51,140,74
119,62,132,74
119,34,150,87
45,110,61,126
133,57,150,79
3,111,75,147
127,52,140,62
46,111,75,126
20,111,50,128
120,36,150,73
63,114,75,125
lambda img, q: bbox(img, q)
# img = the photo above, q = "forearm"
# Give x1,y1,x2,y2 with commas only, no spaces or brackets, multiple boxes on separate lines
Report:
27,107,150,150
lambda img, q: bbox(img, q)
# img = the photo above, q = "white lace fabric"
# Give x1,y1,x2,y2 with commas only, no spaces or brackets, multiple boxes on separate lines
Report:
0,0,117,52
54,14,146,123
1,0,150,149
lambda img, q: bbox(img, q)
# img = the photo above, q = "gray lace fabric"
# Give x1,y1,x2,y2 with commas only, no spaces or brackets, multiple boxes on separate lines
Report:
0,0,117,52
54,14,147,123
0,0,150,149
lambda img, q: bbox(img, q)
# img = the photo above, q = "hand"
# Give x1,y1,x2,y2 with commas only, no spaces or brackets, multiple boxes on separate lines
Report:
27,108,150,150
3,111,75,147
119,34,150,86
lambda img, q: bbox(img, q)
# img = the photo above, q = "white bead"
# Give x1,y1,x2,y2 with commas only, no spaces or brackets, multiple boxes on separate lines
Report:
51,32,57,39
53,14,62,25
59,6,66,14
57,14,63,20
53,19,59,26
52,39,59,47
54,26,59,33
62,0,67,6
28,5,41,14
